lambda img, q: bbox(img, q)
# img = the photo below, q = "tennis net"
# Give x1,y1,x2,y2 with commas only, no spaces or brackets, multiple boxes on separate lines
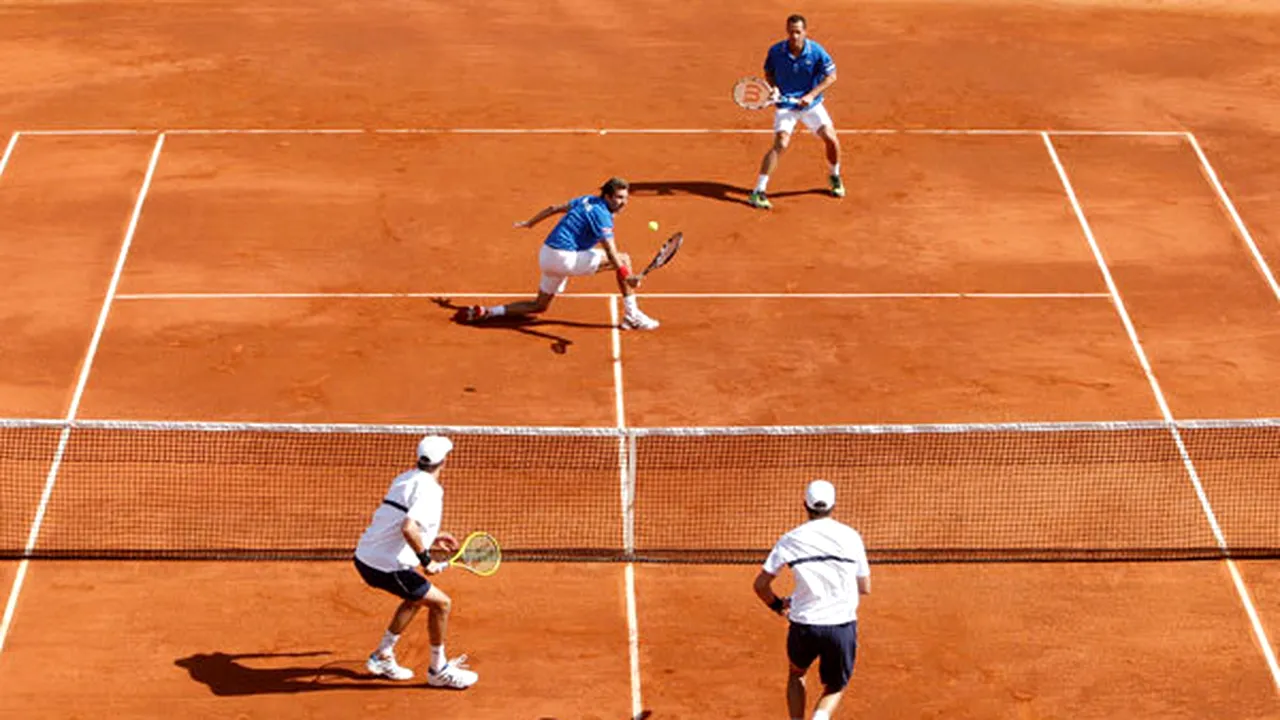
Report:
2,417,1278,562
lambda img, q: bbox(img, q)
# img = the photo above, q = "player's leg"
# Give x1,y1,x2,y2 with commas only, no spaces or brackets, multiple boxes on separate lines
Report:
786,622,821,720
598,251,659,330
462,246,569,322
807,105,844,198
354,558,429,681
810,620,857,720
421,584,479,689
752,111,800,209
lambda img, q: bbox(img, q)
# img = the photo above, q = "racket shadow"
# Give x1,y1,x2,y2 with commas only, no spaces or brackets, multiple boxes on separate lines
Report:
174,650,408,695
432,297,615,355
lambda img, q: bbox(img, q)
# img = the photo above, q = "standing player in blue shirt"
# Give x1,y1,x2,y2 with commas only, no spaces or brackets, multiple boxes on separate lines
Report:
749,14,844,210
459,177,659,330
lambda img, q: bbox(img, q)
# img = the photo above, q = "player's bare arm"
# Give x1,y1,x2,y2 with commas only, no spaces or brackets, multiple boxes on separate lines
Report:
752,569,790,615
401,517,447,575
765,69,781,102
513,202,570,229
857,575,871,595
598,236,642,292
800,70,837,107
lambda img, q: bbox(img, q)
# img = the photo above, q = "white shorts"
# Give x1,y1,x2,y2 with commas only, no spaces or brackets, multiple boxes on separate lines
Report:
539,244,605,295
773,103,834,135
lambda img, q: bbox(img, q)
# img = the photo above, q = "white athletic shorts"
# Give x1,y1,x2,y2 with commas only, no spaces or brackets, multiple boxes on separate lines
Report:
539,245,605,294
773,103,834,135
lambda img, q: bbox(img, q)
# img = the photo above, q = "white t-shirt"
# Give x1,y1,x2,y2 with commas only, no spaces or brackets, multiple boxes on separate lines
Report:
762,517,870,626
354,468,444,572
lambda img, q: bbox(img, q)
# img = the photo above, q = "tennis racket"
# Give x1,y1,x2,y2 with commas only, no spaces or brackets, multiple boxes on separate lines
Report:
732,76,781,110
447,531,501,576
635,231,683,280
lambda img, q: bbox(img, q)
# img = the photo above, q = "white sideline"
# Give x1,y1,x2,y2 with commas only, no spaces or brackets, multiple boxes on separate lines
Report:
609,297,644,718
0,134,167,654
14,126,1190,137
114,291,1110,301
0,132,19,180
1184,132,1280,305
1043,132,1280,692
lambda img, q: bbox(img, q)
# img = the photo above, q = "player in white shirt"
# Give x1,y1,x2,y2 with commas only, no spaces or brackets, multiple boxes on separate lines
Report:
754,480,871,720
353,435,478,689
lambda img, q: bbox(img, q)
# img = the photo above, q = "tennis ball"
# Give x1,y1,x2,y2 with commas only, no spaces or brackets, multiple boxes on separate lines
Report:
648,220,659,232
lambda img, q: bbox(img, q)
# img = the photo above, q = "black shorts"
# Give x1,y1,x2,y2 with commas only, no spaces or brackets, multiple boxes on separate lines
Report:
787,620,858,691
353,556,431,601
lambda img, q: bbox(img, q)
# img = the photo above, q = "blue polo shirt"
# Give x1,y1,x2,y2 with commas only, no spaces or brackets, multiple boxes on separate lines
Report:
764,39,836,110
544,195,615,252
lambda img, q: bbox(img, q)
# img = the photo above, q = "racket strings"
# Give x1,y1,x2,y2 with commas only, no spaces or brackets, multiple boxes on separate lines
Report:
733,77,774,110
461,536,500,573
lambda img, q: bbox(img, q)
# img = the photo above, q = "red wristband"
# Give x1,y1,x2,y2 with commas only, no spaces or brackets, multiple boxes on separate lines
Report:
616,265,632,280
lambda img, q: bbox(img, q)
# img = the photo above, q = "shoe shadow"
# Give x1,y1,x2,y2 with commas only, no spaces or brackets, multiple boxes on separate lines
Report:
175,651,406,695
433,297,616,355
629,180,833,206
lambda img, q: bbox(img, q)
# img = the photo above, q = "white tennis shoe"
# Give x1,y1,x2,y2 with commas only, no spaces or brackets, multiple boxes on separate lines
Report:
622,309,660,331
366,650,415,681
427,654,479,689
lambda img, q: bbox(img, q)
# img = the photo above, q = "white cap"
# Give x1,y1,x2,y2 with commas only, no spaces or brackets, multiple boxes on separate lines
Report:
416,435,454,464
805,479,836,511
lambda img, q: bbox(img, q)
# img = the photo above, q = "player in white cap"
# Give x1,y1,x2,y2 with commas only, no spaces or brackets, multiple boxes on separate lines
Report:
753,480,871,720
353,435,479,689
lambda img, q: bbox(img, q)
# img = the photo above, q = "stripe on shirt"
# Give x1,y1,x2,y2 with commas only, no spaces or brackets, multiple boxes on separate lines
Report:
787,555,860,568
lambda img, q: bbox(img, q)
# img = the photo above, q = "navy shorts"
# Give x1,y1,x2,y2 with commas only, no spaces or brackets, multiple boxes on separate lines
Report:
353,556,431,601
787,620,858,691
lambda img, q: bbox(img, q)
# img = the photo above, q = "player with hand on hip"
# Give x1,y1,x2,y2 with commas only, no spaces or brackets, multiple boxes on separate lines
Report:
749,14,844,210
353,435,479,689
459,176,660,330
753,480,871,720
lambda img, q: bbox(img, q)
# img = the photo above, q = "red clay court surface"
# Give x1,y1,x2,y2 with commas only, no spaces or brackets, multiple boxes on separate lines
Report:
3,2,1280,718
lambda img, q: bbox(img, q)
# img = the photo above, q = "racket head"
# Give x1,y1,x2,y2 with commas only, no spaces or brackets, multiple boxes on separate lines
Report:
732,76,776,110
450,531,501,576
642,231,683,275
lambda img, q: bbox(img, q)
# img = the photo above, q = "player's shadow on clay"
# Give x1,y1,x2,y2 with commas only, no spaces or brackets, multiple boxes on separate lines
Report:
629,180,829,206
433,298,614,355
175,651,407,695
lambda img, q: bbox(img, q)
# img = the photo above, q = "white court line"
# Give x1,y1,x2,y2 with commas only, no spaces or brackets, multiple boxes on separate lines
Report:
1184,132,1280,305
15,127,1189,137
0,132,19,180
114,291,1110,301
608,297,644,719
0,133,167,654
1043,132,1280,692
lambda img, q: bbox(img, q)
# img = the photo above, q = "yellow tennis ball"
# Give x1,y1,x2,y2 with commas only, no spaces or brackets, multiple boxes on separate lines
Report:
648,220,659,232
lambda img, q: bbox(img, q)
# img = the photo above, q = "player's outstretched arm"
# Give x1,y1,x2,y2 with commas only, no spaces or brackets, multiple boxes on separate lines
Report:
514,203,569,229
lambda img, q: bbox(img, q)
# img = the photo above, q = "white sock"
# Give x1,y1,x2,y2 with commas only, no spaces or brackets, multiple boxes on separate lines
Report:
623,295,639,313
755,174,769,192
430,644,446,671
812,710,831,720
376,631,399,655
488,305,506,317
830,162,841,176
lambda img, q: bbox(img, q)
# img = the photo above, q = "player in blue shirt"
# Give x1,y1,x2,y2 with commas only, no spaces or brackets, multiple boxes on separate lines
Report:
748,14,844,210
458,177,659,330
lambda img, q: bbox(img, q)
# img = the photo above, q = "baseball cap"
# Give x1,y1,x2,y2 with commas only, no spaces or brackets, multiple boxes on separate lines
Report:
805,479,836,511
416,435,454,464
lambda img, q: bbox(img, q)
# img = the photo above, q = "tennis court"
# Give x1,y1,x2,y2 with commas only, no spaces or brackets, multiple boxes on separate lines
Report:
3,2,1280,719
